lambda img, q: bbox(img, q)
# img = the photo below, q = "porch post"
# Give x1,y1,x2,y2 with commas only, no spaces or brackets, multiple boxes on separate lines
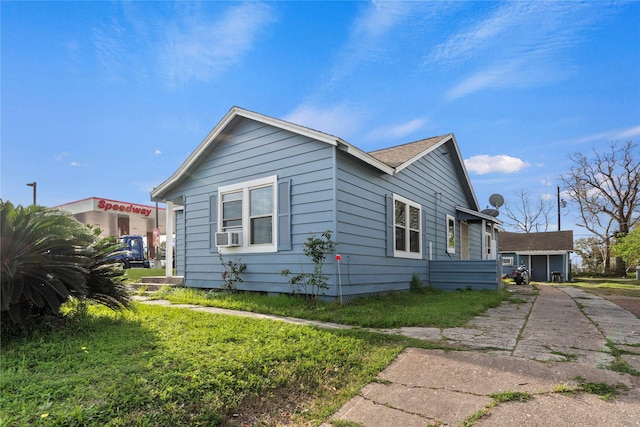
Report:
165,201,174,277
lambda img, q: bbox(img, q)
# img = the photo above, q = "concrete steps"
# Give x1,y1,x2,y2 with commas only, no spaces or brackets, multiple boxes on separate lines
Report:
128,276,183,291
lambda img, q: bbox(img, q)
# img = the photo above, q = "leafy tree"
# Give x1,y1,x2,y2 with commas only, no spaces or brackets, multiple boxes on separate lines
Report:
611,227,640,273
1,200,129,328
574,237,607,275
503,189,554,232
560,140,640,275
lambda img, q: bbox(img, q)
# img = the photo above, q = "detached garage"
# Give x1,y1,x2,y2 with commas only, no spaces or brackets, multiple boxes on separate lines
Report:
499,230,574,282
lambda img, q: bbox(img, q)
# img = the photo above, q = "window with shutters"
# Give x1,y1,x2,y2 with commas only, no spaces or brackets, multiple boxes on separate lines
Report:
217,175,277,253
393,194,422,259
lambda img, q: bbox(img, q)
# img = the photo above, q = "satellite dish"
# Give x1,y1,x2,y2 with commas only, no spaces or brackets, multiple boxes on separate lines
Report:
489,194,504,209
482,208,500,217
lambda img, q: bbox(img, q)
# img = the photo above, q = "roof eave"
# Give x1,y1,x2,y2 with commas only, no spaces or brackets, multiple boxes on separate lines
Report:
394,134,451,173
151,106,344,201
337,141,395,175
394,133,480,210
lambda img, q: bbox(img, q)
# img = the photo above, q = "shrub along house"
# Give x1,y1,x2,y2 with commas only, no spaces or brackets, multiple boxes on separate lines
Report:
151,107,502,298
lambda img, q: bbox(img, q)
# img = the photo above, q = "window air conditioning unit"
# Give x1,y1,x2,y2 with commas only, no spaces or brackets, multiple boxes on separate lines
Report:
215,231,242,247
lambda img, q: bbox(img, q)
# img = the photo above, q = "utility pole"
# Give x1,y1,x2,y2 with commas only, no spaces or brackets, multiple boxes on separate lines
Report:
557,186,560,231
26,182,37,206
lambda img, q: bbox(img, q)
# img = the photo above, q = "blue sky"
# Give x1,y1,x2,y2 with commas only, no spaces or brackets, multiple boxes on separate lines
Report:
2,1,639,234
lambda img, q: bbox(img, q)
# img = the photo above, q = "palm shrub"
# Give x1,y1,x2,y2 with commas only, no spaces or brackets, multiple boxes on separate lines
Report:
0,200,129,327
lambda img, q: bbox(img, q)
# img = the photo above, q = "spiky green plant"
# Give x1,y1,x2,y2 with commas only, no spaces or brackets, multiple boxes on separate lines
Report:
1,200,129,328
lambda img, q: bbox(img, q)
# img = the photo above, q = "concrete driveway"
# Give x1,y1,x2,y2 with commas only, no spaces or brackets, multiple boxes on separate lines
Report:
325,284,640,426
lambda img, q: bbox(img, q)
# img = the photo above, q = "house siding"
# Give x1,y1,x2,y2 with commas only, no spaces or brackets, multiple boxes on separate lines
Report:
332,140,479,296
154,109,503,297
162,118,335,292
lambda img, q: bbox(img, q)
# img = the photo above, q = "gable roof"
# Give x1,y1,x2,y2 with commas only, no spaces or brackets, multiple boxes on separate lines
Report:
151,106,478,210
499,231,574,252
368,135,447,168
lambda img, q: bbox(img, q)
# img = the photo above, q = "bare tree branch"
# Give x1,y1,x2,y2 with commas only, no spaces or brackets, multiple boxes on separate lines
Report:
503,190,553,233
560,140,639,275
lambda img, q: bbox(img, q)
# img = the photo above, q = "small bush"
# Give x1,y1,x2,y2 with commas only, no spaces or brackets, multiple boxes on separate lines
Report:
281,230,336,300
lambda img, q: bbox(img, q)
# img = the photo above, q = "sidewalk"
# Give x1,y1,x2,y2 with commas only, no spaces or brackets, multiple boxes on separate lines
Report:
326,285,640,426
136,284,640,426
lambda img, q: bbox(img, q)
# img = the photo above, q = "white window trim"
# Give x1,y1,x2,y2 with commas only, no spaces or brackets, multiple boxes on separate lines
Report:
218,175,278,253
393,194,422,259
446,214,456,254
502,257,514,266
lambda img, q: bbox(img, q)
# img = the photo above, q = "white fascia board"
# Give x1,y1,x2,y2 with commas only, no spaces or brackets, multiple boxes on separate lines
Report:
151,106,396,200
235,108,339,147
151,108,238,201
242,108,394,174
456,206,503,225
337,141,395,175
449,134,480,211
511,250,573,255
394,134,451,174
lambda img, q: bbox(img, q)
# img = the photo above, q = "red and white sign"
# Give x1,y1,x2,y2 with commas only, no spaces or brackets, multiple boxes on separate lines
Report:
96,199,153,217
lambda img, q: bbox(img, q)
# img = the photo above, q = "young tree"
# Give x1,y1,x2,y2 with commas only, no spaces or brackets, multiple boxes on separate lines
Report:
503,190,554,232
560,140,640,275
612,227,640,274
574,237,607,275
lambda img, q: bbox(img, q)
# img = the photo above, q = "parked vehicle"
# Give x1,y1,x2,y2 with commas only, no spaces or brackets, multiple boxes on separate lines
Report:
512,264,530,286
112,235,150,269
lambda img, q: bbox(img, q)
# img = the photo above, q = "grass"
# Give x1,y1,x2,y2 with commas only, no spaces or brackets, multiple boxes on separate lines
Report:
1,285,509,426
574,376,629,401
1,303,428,427
122,268,168,284
461,391,532,426
566,277,640,297
149,286,510,329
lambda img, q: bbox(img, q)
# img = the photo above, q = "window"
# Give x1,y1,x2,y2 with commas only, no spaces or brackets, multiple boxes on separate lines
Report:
218,175,277,252
393,195,421,259
446,214,456,254
502,257,514,266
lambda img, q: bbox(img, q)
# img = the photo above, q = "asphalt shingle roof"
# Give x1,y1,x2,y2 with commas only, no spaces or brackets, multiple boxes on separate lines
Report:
499,230,574,252
368,135,448,168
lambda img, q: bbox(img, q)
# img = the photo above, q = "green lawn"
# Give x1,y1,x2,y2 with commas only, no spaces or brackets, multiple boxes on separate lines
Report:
1,286,511,426
122,268,168,283
1,303,435,426
150,286,510,328
564,277,640,297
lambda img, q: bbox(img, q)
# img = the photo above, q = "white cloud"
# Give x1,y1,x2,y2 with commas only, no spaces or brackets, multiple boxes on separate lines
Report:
160,2,275,86
561,125,640,146
284,103,367,139
54,152,70,162
367,117,427,140
328,1,410,82
432,2,597,99
70,161,82,167
155,149,162,155
464,154,529,175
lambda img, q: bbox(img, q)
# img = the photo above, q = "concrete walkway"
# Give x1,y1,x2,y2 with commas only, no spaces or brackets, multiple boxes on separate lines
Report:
327,285,640,426
136,284,640,426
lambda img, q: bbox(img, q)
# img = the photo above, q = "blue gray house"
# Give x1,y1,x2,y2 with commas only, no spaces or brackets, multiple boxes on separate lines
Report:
151,107,502,298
